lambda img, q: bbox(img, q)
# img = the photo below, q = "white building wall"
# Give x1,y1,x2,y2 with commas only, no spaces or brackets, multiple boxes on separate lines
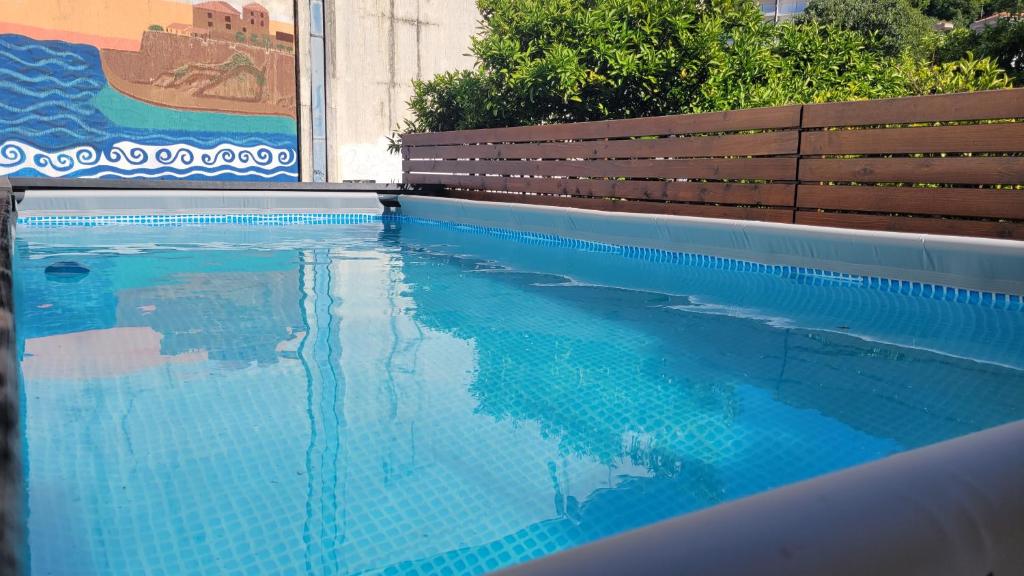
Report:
300,0,478,182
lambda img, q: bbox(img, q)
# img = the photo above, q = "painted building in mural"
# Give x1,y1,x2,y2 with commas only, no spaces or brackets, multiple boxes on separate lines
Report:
0,0,299,181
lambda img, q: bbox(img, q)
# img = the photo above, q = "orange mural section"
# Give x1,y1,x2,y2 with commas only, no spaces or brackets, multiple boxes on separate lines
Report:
0,22,141,50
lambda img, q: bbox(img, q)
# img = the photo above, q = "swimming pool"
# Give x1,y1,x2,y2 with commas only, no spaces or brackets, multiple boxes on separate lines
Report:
14,210,1024,575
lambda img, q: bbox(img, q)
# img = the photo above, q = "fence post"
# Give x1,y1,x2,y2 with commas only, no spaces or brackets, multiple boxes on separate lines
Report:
793,104,806,225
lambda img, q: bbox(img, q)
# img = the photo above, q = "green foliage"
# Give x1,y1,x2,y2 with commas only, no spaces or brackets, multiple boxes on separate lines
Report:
969,17,1024,80
250,33,272,48
148,24,164,32
400,0,1013,136
222,52,254,71
902,50,1015,91
930,16,1024,81
929,26,978,62
800,0,932,56
920,0,984,23
984,0,1024,14
236,31,247,43
407,70,499,133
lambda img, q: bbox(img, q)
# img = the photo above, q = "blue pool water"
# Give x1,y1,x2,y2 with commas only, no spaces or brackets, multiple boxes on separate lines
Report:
15,218,1024,575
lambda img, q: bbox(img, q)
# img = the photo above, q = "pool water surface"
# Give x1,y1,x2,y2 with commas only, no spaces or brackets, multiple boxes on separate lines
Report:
15,218,1024,575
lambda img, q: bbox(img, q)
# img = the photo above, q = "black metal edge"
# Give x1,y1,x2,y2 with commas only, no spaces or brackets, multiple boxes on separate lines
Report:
0,176,22,576
7,177,409,193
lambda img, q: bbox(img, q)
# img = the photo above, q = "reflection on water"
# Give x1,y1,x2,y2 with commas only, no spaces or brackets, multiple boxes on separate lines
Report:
15,221,1024,575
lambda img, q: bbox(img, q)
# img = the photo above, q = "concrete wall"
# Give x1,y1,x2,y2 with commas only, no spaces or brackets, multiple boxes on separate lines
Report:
299,0,478,182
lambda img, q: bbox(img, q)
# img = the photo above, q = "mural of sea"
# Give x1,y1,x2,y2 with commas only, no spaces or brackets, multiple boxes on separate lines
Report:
0,34,298,181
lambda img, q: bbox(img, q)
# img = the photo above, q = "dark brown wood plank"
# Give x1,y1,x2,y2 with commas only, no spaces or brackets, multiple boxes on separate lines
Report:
404,158,798,181
796,185,1024,219
402,106,801,146
795,211,1024,240
406,131,799,160
799,157,1024,185
801,123,1024,155
427,189,794,222
404,173,795,206
802,89,1024,128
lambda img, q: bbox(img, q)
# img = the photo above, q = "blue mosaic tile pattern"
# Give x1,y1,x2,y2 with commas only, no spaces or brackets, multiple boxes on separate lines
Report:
14,212,1023,310
15,221,1024,575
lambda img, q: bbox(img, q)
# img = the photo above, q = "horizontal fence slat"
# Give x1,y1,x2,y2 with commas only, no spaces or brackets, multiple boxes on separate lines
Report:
795,211,1024,240
405,173,795,206
797,185,1024,220
799,157,1024,186
404,158,797,181
402,106,801,146
406,131,799,160
403,91,1024,239
801,123,1024,155
429,189,794,223
802,89,1024,128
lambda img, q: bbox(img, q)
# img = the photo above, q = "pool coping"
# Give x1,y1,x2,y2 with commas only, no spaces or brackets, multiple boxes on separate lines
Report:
6,177,410,193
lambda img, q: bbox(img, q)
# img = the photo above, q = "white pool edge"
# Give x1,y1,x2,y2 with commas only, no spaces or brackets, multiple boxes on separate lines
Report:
16,189,386,216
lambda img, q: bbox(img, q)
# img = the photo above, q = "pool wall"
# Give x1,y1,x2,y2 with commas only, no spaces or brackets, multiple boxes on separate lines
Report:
499,419,1024,576
398,196,1024,296
0,177,21,575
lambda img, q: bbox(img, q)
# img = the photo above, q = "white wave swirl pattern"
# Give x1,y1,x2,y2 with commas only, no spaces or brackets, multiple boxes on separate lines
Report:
0,140,297,179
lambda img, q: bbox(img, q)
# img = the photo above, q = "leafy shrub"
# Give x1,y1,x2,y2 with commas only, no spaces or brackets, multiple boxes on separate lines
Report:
399,0,1012,135
921,0,985,23
800,0,932,56
222,52,254,71
928,16,1024,81
148,24,164,32
966,17,1024,81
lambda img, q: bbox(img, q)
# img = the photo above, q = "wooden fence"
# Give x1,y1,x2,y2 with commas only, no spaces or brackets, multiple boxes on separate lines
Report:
402,89,1024,240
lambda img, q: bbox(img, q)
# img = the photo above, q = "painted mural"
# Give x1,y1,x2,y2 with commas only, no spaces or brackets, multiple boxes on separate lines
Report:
0,0,298,181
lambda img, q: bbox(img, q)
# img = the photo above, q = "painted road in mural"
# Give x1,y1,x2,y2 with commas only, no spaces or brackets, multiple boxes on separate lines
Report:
0,0,298,181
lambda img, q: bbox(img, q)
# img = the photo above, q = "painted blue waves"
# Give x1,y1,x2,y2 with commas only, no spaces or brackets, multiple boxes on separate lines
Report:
0,34,298,181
